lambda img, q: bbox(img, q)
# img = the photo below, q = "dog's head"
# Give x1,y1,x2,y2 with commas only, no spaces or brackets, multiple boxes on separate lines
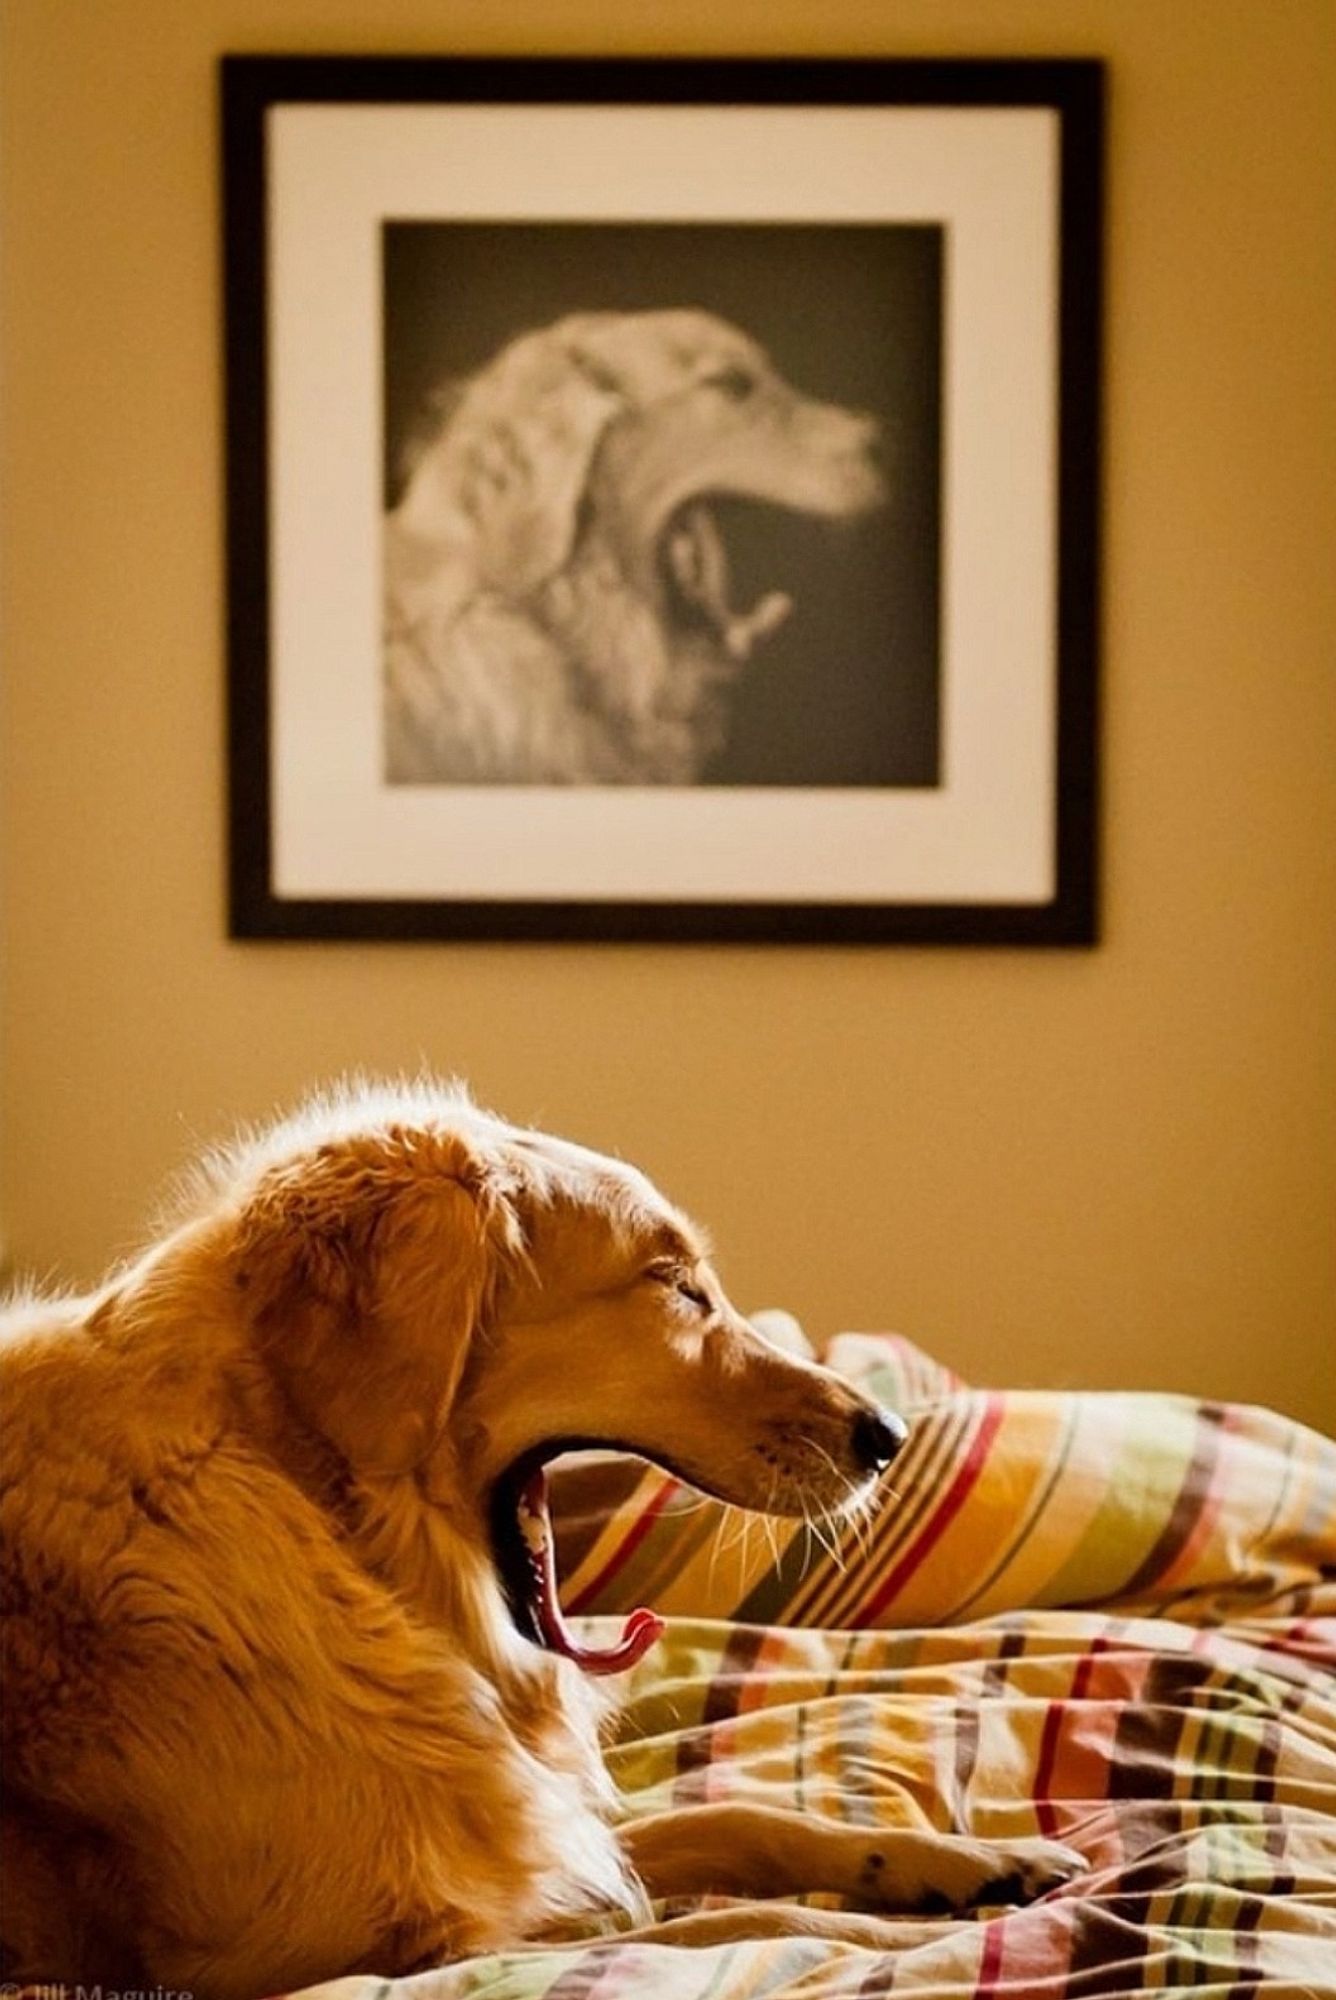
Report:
393,308,886,664
219,1081,906,1670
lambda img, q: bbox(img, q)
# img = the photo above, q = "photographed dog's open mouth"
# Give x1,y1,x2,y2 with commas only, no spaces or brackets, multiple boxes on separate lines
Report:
490,1442,673,1674
659,481,884,669
661,499,797,665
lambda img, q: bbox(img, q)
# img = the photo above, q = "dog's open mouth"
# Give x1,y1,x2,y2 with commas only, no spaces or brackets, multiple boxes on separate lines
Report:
661,500,794,664
490,1445,667,1676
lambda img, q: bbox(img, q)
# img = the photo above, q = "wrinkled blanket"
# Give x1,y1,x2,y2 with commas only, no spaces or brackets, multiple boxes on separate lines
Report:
288,1331,1336,1999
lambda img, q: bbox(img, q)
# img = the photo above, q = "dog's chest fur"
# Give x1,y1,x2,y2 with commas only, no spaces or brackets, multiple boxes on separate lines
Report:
337,1471,642,1936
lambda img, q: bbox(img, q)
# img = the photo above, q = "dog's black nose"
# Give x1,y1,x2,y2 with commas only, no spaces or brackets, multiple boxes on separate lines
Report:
851,1406,908,1473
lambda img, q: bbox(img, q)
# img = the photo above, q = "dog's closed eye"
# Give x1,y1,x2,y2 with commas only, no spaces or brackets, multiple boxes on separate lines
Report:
645,1260,712,1312
704,363,757,402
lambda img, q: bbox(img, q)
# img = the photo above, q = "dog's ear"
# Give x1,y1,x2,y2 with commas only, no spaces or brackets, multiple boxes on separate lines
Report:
233,1130,519,1477
395,322,627,594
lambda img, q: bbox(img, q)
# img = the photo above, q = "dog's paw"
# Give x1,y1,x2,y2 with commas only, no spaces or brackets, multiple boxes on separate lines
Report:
942,1836,1085,1911
964,1837,1086,1908
857,1833,1084,1913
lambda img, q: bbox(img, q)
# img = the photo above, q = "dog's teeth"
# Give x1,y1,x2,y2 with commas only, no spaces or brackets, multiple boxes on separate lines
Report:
726,591,793,659
518,1499,547,1554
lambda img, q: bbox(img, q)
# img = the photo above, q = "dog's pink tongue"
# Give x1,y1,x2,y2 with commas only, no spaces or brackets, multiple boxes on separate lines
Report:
519,1467,665,1676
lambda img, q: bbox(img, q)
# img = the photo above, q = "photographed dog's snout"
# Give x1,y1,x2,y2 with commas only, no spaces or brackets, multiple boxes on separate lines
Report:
851,1405,909,1474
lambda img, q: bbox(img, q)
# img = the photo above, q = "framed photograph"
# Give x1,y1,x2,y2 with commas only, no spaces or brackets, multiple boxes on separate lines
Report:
222,56,1102,943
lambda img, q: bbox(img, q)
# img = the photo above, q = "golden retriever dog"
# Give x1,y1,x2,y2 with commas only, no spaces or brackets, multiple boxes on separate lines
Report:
1,1082,1082,1995
384,309,886,785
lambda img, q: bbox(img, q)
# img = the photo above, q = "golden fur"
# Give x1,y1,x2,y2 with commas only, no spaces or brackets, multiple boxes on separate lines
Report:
384,309,885,784
1,1082,1081,1995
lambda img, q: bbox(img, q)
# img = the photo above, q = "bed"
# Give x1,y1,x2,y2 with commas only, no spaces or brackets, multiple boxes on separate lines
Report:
283,1327,1336,2000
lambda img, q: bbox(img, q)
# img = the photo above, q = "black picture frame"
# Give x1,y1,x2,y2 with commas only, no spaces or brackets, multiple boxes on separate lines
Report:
222,55,1103,944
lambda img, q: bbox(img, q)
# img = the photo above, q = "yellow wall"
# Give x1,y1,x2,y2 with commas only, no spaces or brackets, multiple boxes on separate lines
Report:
2,1,1333,1430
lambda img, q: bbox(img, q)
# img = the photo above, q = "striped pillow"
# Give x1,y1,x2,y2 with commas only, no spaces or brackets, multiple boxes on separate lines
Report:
552,1331,1335,1631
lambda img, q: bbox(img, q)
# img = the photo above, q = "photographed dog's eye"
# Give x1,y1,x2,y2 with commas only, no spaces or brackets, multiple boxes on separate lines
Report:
706,364,756,402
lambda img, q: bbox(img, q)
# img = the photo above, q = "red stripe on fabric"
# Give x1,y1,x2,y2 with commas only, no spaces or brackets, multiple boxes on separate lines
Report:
856,1396,1006,1625
1032,1637,1106,1837
1031,1700,1065,1840
566,1475,682,1613
975,1915,1007,1997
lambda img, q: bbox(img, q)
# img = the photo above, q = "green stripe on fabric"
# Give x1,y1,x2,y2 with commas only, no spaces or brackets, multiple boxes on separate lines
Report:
1039,1396,1203,1607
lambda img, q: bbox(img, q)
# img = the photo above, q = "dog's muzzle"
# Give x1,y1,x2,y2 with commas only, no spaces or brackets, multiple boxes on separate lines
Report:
490,1402,909,1679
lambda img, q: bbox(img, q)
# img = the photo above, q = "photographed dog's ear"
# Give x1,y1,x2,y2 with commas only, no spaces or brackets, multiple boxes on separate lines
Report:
233,1132,520,1476
395,324,627,595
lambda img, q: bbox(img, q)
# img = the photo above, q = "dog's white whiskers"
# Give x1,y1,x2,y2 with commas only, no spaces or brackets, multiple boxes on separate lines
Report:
794,1502,817,1584
802,1438,869,1565
717,1505,752,1559
794,1486,846,1574
822,1526,847,1572
807,1502,846,1572
664,1491,720,1518
760,1479,783,1569
705,1505,729,1601
848,1481,885,1559
842,1496,870,1563
736,1512,758,1597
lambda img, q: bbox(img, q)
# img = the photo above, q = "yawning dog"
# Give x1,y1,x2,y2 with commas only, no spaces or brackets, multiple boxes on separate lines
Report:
0,1082,1082,1994
384,309,886,784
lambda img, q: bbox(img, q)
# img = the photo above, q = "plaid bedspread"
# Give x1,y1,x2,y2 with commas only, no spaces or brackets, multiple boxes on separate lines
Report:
290,1329,1336,2000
